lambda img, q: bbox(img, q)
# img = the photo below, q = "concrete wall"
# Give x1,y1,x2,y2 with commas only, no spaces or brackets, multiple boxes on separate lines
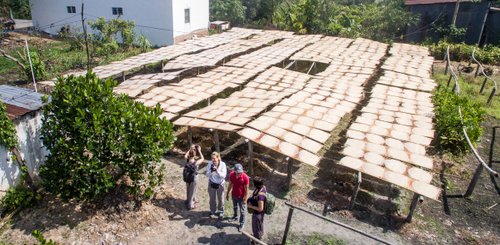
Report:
171,0,209,43
0,111,46,195
29,0,184,46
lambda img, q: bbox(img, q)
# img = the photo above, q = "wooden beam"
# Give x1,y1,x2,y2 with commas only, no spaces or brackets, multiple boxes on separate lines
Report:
349,172,362,209
212,129,220,153
406,193,422,222
281,207,295,245
286,157,292,189
187,126,193,146
247,139,254,177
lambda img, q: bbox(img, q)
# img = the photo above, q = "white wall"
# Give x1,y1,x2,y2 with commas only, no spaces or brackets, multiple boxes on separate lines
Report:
0,111,46,195
171,0,209,40
30,0,175,46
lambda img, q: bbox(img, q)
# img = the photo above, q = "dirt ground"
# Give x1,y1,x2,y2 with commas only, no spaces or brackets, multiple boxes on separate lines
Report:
0,120,498,245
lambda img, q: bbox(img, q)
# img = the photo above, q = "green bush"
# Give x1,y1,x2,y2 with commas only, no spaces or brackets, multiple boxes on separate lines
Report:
0,101,17,149
432,87,485,154
429,41,500,65
1,184,41,213
40,72,175,201
23,51,47,82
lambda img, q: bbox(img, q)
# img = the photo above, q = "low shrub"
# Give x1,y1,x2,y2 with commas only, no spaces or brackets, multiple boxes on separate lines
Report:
432,86,485,154
429,41,500,65
40,73,175,201
1,184,41,214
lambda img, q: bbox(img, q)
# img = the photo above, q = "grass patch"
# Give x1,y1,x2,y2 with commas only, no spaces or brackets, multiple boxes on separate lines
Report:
414,214,448,239
0,39,146,84
433,67,500,119
286,232,345,245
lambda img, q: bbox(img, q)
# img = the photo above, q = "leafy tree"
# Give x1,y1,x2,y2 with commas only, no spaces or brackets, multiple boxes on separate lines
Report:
361,0,419,41
210,0,246,25
273,0,417,41
0,0,30,19
88,17,136,54
40,73,175,201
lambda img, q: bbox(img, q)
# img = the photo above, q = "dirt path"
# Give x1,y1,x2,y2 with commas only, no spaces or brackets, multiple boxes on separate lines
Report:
0,156,405,245
130,157,405,245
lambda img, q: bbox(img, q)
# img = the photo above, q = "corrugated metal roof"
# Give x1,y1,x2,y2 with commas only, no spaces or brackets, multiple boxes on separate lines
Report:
405,0,475,5
0,85,43,120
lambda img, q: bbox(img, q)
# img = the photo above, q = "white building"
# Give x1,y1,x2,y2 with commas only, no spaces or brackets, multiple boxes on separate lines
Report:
29,0,209,46
0,86,46,195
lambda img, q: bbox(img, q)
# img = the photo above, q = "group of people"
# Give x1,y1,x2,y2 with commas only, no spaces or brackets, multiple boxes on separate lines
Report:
183,144,267,241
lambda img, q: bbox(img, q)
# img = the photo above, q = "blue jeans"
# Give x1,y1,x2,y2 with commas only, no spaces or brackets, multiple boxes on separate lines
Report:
232,196,247,226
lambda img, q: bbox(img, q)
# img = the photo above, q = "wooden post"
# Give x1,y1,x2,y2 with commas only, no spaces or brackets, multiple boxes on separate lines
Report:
480,77,488,93
281,207,295,245
286,157,292,189
349,172,362,209
212,129,220,153
464,163,484,198
487,89,495,107
242,231,267,245
477,1,491,45
451,0,460,27
247,139,254,177
406,193,421,222
187,126,193,146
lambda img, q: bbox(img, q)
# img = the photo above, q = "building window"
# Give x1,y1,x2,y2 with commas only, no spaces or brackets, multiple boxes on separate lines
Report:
112,7,123,16
67,6,76,14
184,8,190,23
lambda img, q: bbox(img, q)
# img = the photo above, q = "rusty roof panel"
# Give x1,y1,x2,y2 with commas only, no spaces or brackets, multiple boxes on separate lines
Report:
0,85,43,120
5,103,31,120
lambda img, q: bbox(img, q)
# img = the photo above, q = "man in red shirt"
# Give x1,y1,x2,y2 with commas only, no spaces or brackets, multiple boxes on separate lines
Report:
226,163,249,230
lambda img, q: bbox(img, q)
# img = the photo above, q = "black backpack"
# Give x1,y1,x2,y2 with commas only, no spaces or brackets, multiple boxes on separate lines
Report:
183,164,196,183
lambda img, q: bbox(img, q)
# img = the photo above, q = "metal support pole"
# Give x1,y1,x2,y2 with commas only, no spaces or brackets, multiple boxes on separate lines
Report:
447,75,452,87
350,172,362,209
464,163,484,198
281,207,295,245
212,129,220,153
247,140,254,177
487,88,496,106
480,77,487,93
286,157,292,189
122,71,125,82
475,65,480,78
406,193,421,222
187,126,193,146
444,58,449,75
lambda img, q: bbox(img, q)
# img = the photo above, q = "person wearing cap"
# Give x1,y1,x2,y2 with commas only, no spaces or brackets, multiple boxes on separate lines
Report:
226,163,250,230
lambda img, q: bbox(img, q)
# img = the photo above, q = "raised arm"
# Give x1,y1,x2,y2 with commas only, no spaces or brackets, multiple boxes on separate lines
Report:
196,146,204,165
